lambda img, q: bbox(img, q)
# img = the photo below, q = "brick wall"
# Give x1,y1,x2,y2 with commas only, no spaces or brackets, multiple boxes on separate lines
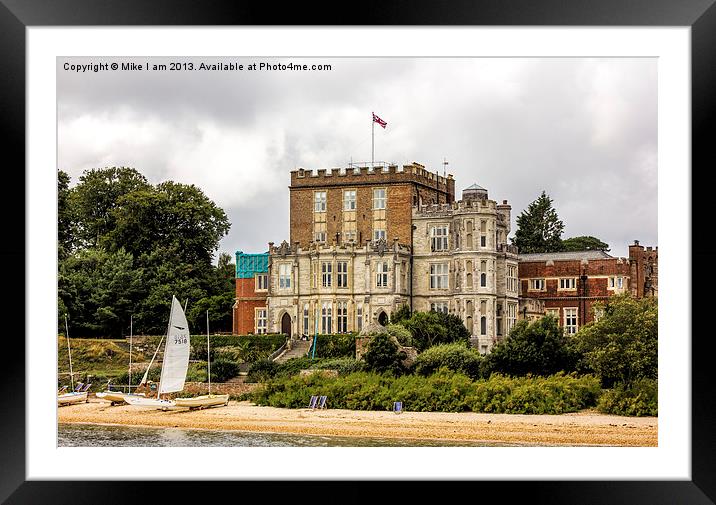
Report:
234,277,267,335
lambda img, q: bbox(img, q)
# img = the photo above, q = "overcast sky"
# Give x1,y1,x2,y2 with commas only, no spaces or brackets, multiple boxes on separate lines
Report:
57,57,657,260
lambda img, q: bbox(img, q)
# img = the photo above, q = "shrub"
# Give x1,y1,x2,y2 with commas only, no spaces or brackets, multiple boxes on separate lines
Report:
481,315,580,378
309,334,357,358
252,370,601,414
363,333,406,375
402,311,469,352
246,359,280,382
386,324,413,347
413,342,482,379
209,359,240,382
597,379,658,416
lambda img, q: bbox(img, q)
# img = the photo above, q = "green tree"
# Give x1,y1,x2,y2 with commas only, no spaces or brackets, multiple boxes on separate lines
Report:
71,167,150,248
58,170,77,260
106,181,230,266
362,333,406,375
58,247,144,337
562,235,610,252
481,315,579,377
571,294,657,388
413,342,482,379
511,191,565,253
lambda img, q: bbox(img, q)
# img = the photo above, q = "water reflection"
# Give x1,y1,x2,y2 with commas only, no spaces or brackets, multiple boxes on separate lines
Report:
58,423,514,447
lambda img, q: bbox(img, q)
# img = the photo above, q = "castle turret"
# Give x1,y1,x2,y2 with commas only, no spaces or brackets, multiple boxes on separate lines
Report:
462,183,488,202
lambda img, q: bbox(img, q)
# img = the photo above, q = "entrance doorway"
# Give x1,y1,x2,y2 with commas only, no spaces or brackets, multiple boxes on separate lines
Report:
377,311,389,326
281,312,291,336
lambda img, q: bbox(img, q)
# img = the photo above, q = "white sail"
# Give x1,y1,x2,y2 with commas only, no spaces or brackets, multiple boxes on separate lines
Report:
158,296,190,394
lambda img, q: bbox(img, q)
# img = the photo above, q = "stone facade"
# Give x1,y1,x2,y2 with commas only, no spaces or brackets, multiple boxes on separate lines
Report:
265,238,412,337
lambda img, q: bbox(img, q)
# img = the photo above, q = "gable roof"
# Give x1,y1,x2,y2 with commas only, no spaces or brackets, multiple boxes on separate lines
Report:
518,250,614,262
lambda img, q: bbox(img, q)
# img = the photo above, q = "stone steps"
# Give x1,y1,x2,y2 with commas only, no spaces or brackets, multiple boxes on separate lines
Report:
273,339,312,363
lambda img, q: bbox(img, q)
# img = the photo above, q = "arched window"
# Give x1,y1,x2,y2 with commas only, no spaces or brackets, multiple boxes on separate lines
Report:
480,316,487,335
480,273,487,287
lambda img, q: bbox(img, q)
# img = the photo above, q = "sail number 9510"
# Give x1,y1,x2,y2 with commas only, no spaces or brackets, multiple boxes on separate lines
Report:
174,337,188,345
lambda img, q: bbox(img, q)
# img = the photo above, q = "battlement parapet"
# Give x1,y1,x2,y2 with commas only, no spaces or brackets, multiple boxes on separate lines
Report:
268,238,411,258
290,162,454,191
412,197,499,217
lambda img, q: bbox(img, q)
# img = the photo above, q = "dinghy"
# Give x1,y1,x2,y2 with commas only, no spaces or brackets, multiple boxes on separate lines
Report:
174,310,229,409
96,316,145,405
125,295,190,410
58,316,88,407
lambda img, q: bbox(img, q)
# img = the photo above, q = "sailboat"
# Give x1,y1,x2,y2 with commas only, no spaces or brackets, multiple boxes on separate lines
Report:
96,315,146,405
124,295,190,410
174,311,229,409
57,316,88,406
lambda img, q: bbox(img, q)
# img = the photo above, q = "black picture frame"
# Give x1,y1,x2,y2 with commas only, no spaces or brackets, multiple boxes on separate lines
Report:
2,1,712,503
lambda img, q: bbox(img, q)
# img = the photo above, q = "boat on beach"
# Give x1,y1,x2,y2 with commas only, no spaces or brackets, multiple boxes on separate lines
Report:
125,295,191,410
174,310,229,410
96,315,146,405
58,316,89,407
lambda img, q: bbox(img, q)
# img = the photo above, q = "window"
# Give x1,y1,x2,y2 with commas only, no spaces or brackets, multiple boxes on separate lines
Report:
321,262,332,288
303,304,310,335
609,276,625,289
356,304,363,331
429,263,449,289
480,273,487,287
480,316,487,335
279,264,291,289
314,191,326,212
315,230,326,243
430,301,449,314
617,276,623,289
343,190,356,210
546,308,560,319
337,261,348,288
564,308,578,335
529,278,545,290
255,308,267,334
374,228,386,241
593,306,605,322
507,265,518,292
376,261,389,287
559,278,577,290
337,301,348,333
373,188,386,209
507,303,517,334
321,302,332,334
480,235,486,247
430,225,449,251
255,273,268,291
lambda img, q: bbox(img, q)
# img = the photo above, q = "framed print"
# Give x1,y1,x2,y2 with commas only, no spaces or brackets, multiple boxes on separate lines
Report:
3,0,714,503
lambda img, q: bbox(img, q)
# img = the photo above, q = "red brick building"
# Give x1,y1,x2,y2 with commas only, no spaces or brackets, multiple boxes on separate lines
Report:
232,251,269,335
518,250,633,335
629,240,658,298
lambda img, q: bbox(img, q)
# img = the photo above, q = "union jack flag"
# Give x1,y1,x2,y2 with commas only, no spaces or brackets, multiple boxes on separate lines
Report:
372,112,387,128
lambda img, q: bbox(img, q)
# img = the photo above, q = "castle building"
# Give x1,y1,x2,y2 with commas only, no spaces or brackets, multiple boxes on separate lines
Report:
233,162,657,352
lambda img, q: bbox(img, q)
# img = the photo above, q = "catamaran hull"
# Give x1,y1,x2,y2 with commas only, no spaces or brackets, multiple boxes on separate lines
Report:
174,394,229,409
96,392,146,404
57,392,88,406
123,395,176,410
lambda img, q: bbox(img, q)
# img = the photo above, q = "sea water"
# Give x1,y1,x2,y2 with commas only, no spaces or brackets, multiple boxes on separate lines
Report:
58,423,513,447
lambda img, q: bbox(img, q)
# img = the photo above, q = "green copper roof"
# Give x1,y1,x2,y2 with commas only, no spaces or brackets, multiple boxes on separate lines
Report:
236,251,269,278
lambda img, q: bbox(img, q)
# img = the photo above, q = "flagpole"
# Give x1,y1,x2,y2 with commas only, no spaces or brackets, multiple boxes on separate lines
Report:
371,113,375,168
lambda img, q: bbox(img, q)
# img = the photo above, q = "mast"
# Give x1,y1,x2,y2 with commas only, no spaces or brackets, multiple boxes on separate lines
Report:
64,315,74,391
206,310,211,396
128,315,133,392
157,299,175,400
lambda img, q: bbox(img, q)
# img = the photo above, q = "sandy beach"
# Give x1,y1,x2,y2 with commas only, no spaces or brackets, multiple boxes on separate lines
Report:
58,399,657,446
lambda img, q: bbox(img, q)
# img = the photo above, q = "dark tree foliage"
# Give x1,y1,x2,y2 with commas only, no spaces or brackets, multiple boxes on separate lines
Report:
511,191,565,254
401,311,470,352
57,168,235,337
362,333,406,375
390,304,412,325
481,315,580,378
570,294,657,388
562,235,610,252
